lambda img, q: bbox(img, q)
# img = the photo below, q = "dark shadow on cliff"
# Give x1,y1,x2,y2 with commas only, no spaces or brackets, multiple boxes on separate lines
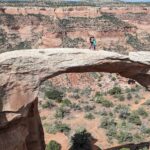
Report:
0,85,7,127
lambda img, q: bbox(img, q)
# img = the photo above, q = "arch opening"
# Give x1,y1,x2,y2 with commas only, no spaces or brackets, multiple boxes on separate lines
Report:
38,72,150,150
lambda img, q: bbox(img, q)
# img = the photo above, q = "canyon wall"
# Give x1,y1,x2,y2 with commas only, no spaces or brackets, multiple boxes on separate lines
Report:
0,6,149,53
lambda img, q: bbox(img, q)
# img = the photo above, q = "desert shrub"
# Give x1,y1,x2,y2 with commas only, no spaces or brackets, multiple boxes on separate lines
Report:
61,99,72,107
95,94,104,103
101,99,113,108
55,107,68,119
71,93,80,99
120,148,130,150
46,121,70,135
133,133,143,142
134,94,141,99
115,94,125,101
46,140,61,150
84,113,95,120
15,41,31,50
117,131,133,143
45,88,64,103
95,94,113,108
126,33,143,51
143,99,150,105
140,125,150,135
112,77,116,81
127,93,132,100
42,99,54,109
70,128,93,150
99,109,108,116
109,86,122,95
100,117,117,129
114,104,130,117
136,107,148,118
128,112,142,125
84,105,95,112
135,99,139,104
71,103,82,111
118,107,130,119
106,126,117,140
80,87,92,97
125,88,131,93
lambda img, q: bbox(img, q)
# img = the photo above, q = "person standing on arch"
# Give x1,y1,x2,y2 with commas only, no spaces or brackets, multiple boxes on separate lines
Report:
93,37,97,50
89,36,96,50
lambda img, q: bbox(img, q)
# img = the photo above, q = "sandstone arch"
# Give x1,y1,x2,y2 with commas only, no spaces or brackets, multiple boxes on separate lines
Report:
0,48,150,150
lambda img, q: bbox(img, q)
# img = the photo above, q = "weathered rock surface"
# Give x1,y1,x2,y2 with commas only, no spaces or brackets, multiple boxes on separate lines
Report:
0,48,150,150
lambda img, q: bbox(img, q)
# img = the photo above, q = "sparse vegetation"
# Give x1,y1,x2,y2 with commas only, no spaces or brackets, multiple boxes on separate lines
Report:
100,117,117,129
42,99,54,109
95,93,113,108
84,113,95,120
45,88,64,103
126,33,144,51
128,112,142,125
55,107,68,119
117,131,133,143
46,121,71,135
46,140,61,150
109,86,122,95
136,107,148,118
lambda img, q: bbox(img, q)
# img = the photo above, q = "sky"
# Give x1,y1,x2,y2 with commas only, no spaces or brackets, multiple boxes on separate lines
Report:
65,0,150,2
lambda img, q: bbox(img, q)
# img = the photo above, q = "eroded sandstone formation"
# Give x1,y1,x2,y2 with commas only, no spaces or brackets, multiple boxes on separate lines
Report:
0,48,150,150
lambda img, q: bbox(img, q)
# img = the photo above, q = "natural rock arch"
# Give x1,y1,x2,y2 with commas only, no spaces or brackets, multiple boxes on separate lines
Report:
0,48,150,150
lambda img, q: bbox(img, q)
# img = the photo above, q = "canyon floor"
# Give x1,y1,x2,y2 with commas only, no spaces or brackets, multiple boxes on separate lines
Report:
39,73,150,149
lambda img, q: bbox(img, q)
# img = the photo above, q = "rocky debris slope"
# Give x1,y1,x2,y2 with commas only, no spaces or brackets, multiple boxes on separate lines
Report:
0,48,150,150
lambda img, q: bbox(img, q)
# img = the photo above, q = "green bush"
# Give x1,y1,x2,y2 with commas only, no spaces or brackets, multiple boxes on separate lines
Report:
136,107,148,118
70,128,93,150
55,107,68,119
120,148,130,150
84,105,95,111
106,126,117,140
95,94,113,108
100,117,117,129
45,88,64,103
109,86,122,95
61,99,72,107
71,103,82,111
118,107,130,119
99,109,108,116
101,99,113,108
42,100,54,109
46,122,70,135
117,131,133,143
46,140,61,150
127,93,132,100
112,77,116,81
140,125,150,135
119,95,125,101
128,112,142,125
84,113,95,120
